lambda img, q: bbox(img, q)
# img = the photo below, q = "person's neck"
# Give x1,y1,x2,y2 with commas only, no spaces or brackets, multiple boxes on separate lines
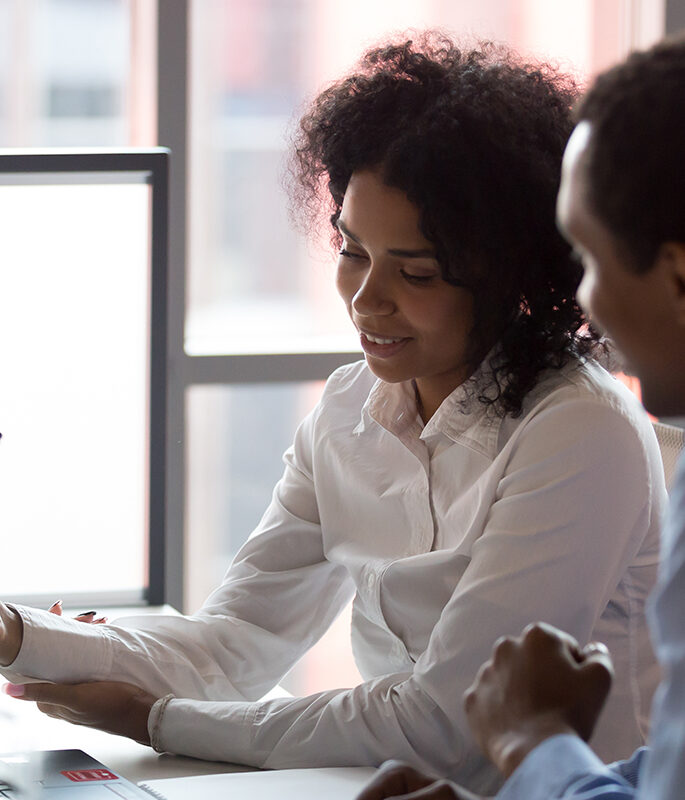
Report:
414,368,475,423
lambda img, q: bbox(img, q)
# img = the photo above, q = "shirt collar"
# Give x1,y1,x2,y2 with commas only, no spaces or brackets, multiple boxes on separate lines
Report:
353,357,503,459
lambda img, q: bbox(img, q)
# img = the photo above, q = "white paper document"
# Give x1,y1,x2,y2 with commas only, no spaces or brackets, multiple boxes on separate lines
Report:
139,767,377,800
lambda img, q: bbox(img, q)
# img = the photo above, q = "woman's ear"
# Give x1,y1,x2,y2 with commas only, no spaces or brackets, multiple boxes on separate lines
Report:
658,242,685,326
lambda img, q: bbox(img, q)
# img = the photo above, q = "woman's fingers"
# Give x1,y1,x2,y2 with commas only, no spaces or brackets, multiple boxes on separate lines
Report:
48,603,106,625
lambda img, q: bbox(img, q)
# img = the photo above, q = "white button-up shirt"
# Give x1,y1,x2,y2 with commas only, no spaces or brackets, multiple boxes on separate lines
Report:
8,358,666,793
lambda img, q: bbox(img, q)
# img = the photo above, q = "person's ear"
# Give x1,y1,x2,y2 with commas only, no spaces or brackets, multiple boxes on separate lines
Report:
658,242,685,325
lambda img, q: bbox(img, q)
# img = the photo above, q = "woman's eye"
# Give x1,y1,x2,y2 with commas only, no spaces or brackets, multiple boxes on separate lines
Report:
400,269,436,285
338,248,367,260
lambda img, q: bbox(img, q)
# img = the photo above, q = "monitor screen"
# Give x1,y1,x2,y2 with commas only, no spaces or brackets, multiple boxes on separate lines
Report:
0,150,168,605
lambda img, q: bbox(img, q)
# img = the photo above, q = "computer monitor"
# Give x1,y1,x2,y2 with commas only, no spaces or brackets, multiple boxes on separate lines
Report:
0,149,169,606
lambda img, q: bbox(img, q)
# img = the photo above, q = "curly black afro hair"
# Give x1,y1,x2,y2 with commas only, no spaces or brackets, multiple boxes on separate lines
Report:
289,32,599,417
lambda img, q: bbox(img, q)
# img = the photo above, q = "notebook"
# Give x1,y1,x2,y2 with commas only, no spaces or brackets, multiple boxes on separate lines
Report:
0,749,152,799
138,767,377,800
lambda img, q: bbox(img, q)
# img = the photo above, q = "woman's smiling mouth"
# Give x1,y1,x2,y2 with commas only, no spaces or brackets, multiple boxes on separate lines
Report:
359,330,411,357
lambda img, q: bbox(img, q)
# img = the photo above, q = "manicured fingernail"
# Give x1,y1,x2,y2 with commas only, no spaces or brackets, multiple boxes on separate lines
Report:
3,683,25,697
77,611,96,617
48,600,63,611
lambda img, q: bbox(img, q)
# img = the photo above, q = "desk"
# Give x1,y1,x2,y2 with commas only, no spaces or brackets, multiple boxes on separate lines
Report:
1,691,254,784
0,605,256,784
0,693,251,783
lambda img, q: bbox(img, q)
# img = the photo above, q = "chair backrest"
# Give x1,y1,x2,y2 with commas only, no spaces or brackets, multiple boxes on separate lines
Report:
653,421,685,491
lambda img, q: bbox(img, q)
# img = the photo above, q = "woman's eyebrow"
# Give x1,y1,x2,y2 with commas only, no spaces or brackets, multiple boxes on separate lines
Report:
336,219,435,259
336,219,361,243
387,247,436,259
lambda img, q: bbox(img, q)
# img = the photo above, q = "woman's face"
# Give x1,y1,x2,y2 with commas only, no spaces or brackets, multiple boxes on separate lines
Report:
336,169,475,421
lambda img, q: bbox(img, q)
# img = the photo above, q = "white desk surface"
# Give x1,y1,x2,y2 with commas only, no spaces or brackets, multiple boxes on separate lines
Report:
0,605,256,784
1,691,255,783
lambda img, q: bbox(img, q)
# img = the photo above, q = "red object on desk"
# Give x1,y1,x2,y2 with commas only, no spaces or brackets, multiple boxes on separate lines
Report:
61,768,118,782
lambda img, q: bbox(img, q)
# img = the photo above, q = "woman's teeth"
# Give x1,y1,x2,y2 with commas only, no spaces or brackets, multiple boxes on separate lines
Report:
365,334,402,344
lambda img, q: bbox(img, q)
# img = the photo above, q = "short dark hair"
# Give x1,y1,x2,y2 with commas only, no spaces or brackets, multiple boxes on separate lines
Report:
289,32,597,417
575,34,685,272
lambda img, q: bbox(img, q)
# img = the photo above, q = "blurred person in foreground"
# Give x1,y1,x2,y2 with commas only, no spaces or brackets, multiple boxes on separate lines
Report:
357,32,685,800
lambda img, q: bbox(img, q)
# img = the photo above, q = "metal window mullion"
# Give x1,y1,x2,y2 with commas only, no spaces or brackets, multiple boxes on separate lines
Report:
666,0,685,32
157,1,361,612
157,0,188,611
178,352,361,386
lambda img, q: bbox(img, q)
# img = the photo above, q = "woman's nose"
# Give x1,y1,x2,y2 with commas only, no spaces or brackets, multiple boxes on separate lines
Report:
351,265,394,316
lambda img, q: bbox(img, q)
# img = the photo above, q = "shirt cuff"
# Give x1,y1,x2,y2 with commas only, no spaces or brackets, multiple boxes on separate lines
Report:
4,605,113,683
152,697,259,765
496,735,607,800
148,694,175,752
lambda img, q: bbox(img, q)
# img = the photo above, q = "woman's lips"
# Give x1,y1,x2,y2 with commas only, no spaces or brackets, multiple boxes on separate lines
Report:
359,331,411,358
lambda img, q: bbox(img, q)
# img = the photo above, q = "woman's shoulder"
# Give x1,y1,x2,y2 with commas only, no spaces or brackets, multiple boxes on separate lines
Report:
499,357,666,508
497,357,659,461
521,357,648,423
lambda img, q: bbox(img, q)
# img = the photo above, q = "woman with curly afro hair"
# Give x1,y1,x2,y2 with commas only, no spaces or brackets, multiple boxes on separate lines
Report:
0,33,666,795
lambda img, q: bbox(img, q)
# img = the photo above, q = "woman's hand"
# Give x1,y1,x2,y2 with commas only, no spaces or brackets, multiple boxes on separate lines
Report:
0,603,23,666
3,681,158,746
355,761,486,800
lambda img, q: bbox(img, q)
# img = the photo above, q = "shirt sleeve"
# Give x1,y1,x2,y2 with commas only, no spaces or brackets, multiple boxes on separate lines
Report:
151,398,660,793
636,453,685,800
6,400,355,702
495,736,642,800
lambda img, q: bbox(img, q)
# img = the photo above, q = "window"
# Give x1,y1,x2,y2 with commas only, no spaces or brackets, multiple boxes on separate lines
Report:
0,0,142,148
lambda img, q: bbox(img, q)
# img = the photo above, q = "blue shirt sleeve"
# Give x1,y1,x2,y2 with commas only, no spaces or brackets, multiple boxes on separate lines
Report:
494,736,643,800
637,451,685,800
